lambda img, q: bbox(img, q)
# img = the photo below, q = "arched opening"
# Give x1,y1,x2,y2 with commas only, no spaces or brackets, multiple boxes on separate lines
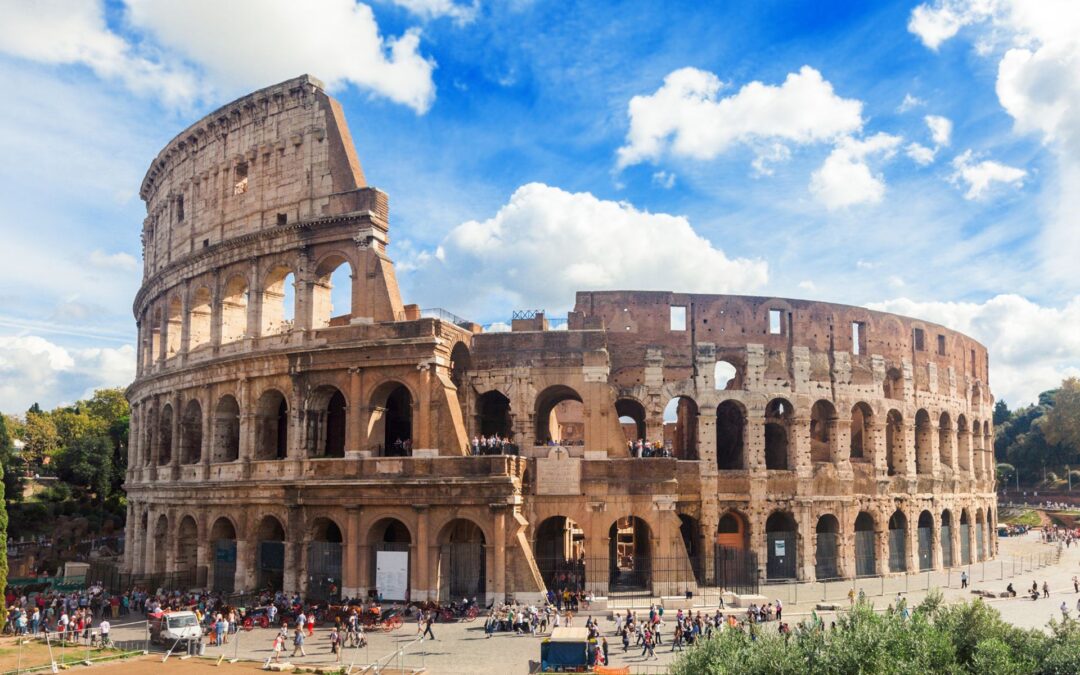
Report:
888,510,907,573
384,385,413,455
477,390,513,439
960,509,972,564
956,415,970,472
212,395,240,462
716,512,749,550
307,518,343,602
679,514,704,584
615,398,646,444
983,421,992,478
255,389,289,460
152,515,169,574
941,510,954,567
714,360,738,390
854,512,876,576
663,396,698,459
914,409,932,475
534,516,586,594
938,412,953,468
306,386,347,458
766,512,797,580
149,307,162,363
971,382,982,409
143,407,157,466
369,518,412,601
255,515,286,592
850,403,872,460
815,514,841,579
716,400,745,470
179,399,202,465
810,400,837,463
158,404,174,466
166,296,182,357
917,511,934,571
188,286,212,350
764,398,793,470
975,509,985,562
313,256,354,328
715,511,754,591
438,519,486,602
261,265,296,335
609,517,651,590
210,518,237,593
883,367,904,401
535,385,584,446
175,516,199,586
220,275,249,344
449,342,471,393
971,419,983,478
886,410,903,476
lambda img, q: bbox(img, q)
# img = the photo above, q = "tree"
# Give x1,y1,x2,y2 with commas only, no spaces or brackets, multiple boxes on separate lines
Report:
0,414,21,505
1043,378,1080,453
54,432,114,505
21,412,59,468
993,400,1010,426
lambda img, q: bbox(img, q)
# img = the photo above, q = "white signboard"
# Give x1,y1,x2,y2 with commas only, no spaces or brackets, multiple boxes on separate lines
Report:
774,540,786,557
536,447,582,495
376,551,409,601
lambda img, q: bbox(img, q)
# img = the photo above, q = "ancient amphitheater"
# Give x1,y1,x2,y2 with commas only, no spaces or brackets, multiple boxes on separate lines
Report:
122,75,998,604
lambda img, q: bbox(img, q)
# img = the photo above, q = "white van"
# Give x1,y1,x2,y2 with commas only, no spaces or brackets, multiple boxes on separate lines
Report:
149,611,203,644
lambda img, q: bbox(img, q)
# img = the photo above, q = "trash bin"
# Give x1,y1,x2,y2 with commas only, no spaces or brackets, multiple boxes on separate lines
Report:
198,639,206,656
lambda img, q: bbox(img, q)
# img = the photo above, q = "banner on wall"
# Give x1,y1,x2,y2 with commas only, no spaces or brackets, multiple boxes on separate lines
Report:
376,551,409,601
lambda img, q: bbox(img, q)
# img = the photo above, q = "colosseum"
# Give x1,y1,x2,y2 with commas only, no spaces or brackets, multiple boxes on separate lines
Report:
122,75,998,605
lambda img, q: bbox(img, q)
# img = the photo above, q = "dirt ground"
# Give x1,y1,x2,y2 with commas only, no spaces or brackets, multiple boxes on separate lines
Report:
0,638,129,673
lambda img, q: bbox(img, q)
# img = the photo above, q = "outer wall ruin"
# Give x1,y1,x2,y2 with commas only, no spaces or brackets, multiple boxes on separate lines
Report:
123,75,998,603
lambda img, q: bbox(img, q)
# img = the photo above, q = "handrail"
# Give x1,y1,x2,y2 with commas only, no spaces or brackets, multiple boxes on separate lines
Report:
348,634,425,674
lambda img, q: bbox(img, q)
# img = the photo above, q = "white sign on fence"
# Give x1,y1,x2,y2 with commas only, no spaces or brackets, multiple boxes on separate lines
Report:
774,540,786,557
376,550,409,601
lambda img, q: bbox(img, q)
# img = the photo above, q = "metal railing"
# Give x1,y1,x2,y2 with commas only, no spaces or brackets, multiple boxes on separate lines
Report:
0,619,150,675
348,634,425,674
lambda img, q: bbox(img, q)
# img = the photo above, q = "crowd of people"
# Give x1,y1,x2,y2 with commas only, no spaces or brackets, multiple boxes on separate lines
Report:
626,439,674,458
3,585,124,644
470,435,520,455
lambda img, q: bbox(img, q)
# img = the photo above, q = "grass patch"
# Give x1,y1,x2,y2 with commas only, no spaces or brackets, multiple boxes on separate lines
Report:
1000,508,1040,527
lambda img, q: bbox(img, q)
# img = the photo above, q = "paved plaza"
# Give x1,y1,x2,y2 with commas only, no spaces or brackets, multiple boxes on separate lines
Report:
93,531,1080,674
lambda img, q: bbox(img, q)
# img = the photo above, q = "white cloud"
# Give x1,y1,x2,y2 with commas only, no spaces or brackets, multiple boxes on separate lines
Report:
651,171,676,189
0,0,436,113
868,294,1080,406
898,93,926,113
0,335,135,411
616,65,863,168
809,133,902,209
797,280,816,291
908,2,968,50
402,183,768,319
391,0,478,24
950,149,1026,199
750,142,792,177
856,260,879,270
906,142,937,165
89,250,139,272
925,114,953,146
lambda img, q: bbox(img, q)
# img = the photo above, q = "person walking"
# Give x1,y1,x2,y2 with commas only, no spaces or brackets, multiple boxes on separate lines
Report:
1044,581,1050,599
602,636,609,665
272,633,285,663
961,571,968,589
1073,576,1078,593
776,599,783,622
291,626,307,658
422,611,436,640
329,627,342,662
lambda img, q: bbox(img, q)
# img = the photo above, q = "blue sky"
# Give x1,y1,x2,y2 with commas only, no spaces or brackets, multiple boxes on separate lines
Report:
0,0,1078,412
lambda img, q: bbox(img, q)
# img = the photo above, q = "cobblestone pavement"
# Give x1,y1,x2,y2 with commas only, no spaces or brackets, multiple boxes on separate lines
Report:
105,531,1079,674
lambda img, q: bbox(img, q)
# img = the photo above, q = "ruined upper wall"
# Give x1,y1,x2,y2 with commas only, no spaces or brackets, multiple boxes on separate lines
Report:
139,75,370,279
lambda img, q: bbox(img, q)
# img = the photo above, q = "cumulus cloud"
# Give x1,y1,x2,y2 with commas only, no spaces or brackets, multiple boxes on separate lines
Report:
0,0,437,113
616,65,863,169
949,149,1026,199
925,114,953,146
908,2,968,50
0,335,135,411
89,250,139,272
391,0,478,24
401,183,768,319
897,93,926,113
906,142,937,166
809,133,902,209
868,294,1080,406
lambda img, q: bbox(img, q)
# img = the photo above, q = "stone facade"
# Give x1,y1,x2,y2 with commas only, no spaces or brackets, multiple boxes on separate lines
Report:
123,76,998,603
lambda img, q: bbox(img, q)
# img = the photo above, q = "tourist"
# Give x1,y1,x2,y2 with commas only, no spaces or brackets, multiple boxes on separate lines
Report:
272,632,285,662
960,570,968,588
776,598,783,621
422,611,436,640
1043,581,1050,599
291,626,306,657
329,627,342,662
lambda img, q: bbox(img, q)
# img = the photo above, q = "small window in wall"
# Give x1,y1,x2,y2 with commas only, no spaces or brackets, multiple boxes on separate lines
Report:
176,195,185,222
937,334,946,355
233,163,249,195
769,309,782,335
277,213,287,226
670,306,687,331
852,322,866,355
913,328,925,351
970,349,976,373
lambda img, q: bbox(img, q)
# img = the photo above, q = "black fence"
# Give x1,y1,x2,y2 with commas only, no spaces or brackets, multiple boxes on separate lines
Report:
88,560,197,596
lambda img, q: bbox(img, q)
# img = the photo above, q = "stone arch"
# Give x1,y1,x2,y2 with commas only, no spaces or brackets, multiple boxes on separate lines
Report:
941,509,954,567
307,516,344,602
663,396,698,459
212,395,241,462
764,398,793,470
884,367,904,401
369,380,414,455
765,511,798,580
166,296,182,357
960,508,972,564
220,273,249,344
179,398,203,465
938,412,954,468
188,286,213,350
368,517,413,600
914,409,932,475
307,385,347,458
810,399,838,463
158,403,174,465
534,516,586,593
255,514,287,591
956,414,970,472
148,306,163,362
449,342,471,392
143,405,157,466
175,515,199,583
716,510,750,550
477,390,513,439
716,400,746,470
714,360,739,390
437,518,487,601
815,514,841,579
615,398,646,443
850,402,873,460
854,511,876,576
152,514,169,575
254,388,289,460
313,253,354,328
209,517,237,593
917,510,934,570
535,385,584,446
261,264,296,335
886,409,903,475
975,508,985,562
888,510,908,572
609,516,652,589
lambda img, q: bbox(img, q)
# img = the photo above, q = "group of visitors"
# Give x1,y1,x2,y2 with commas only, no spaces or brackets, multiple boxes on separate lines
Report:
626,439,673,458
545,585,591,611
470,435,520,455
3,586,122,644
386,437,413,456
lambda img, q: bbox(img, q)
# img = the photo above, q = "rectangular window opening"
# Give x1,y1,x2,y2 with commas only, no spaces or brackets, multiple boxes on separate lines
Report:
276,213,287,226
176,195,184,222
852,321,866,355
937,334,946,355
913,328,925,351
670,305,686,331
233,163,249,195
769,309,782,335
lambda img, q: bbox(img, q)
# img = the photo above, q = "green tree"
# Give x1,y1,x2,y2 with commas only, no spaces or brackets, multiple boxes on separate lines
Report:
0,414,21,505
54,432,114,505
21,411,59,468
1042,377,1080,453
993,399,1010,426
